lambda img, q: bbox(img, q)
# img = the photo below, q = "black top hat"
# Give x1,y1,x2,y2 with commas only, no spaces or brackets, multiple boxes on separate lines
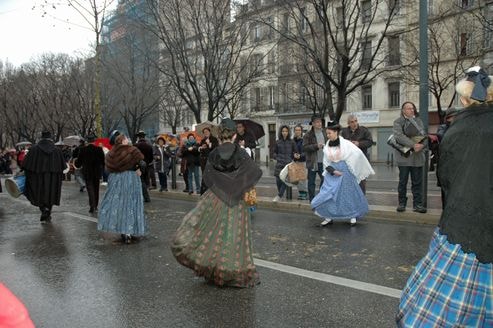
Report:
86,134,97,142
41,130,52,139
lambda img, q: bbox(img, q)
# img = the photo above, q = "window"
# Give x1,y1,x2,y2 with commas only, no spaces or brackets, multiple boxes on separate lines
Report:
336,7,344,27
282,13,289,33
253,87,261,111
268,52,276,74
388,36,401,66
459,0,474,9
362,85,372,110
299,84,306,105
361,41,372,68
361,0,371,23
460,32,470,56
428,0,434,15
252,24,262,42
265,16,274,40
269,86,275,108
388,82,400,108
300,7,308,33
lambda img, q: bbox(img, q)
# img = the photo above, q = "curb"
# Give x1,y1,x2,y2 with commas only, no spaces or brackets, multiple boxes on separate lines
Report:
149,189,440,226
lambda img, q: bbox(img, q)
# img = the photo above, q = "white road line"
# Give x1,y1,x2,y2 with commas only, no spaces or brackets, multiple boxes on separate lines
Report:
62,211,98,223
254,259,402,299
18,207,403,299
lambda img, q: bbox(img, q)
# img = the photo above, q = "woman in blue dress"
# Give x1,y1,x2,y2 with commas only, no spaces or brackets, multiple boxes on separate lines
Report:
311,122,374,226
98,130,147,244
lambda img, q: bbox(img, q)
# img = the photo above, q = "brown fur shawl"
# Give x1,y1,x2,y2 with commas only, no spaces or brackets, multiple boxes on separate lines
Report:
105,144,144,173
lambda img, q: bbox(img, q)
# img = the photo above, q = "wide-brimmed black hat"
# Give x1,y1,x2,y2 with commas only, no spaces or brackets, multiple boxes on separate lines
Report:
136,130,146,137
86,134,97,142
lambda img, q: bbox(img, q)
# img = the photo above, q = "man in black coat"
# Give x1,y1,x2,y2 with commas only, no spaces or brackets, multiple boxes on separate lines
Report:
22,130,66,222
234,122,257,158
75,134,105,213
135,131,153,202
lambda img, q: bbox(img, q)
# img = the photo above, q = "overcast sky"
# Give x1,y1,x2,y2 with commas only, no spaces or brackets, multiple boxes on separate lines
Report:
0,0,111,67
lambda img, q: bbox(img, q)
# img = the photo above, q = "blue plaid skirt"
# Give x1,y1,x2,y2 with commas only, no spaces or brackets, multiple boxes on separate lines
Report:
397,228,493,327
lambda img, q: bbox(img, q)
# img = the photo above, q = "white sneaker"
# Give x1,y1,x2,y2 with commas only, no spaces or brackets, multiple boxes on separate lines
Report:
321,218,333,226
273,195,281,202
350,218,357,226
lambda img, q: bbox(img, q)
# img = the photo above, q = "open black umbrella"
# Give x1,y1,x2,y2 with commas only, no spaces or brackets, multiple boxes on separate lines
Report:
233,118,265,140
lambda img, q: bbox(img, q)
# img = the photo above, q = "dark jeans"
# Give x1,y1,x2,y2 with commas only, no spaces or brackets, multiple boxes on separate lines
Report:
140,174,150,202
308,162,324,201
398,166,423,207
85,176,100,210
157,171,168,190
148,165,156,188
275,176,287,197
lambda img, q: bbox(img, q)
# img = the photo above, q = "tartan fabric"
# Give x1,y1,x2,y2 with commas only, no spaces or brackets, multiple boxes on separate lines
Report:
396,229,493,327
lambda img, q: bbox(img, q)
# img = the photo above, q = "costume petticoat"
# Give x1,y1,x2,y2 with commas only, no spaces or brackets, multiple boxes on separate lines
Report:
98,170,147,236
171,190,259,288
311,161,369,220
396,228,493,327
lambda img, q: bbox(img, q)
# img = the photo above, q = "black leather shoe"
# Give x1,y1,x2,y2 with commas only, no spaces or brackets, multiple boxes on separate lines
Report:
396,204,406,212
413,206,427,213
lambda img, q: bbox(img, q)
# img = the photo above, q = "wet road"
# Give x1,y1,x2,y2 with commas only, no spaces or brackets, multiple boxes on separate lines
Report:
0,182,434,327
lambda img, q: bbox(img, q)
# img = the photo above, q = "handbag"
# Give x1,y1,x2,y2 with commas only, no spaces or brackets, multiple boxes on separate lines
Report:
243,188,257,206
279,164,295,187
287,162,307,183
387,134,426,157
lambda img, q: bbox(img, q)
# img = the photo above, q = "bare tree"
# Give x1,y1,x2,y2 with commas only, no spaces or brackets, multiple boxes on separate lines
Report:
145,0,265,124
101,23,162,142
401,3,488,122
35,0,116,136
260,0,399,121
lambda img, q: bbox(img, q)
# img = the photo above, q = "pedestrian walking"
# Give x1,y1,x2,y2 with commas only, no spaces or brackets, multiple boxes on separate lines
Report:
171,118,262,287
153,136,172,192
180,134,200,195
341,114,373,194
135,131,153,202
272,125,296,202
198,127,218,194
97,141,110,185
98,130,147,244
22,130,66,223
75,134,105,214
303,114,327,201
392,101,427,213
293,124,308,200
311,122,374,226
71,139,86,192
396,67,493,327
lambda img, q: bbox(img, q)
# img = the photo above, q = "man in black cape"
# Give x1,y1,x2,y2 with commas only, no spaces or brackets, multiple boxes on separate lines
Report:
75,134,105,213
22,130,66,222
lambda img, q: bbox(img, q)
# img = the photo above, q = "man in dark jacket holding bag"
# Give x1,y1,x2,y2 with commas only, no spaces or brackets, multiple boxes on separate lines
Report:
75,134,105,213
303,114,327,202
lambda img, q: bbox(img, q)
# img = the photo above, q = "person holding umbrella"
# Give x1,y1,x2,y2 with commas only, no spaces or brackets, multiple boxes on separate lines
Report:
234,121,257,158
198,127,219,194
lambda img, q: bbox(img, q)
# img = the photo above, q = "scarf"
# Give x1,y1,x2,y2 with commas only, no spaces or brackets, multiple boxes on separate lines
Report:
323,136,374,183
105,144,144,173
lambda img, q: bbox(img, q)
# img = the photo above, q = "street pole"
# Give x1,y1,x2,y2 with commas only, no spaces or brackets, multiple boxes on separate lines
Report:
419,0,429,209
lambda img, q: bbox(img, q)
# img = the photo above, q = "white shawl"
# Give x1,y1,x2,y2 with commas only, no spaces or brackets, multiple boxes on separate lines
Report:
322,136,375,183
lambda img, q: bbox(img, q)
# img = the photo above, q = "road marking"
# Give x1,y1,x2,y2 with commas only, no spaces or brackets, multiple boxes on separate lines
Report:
254,259,402,299
62,212,98,223
4,201,404,299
